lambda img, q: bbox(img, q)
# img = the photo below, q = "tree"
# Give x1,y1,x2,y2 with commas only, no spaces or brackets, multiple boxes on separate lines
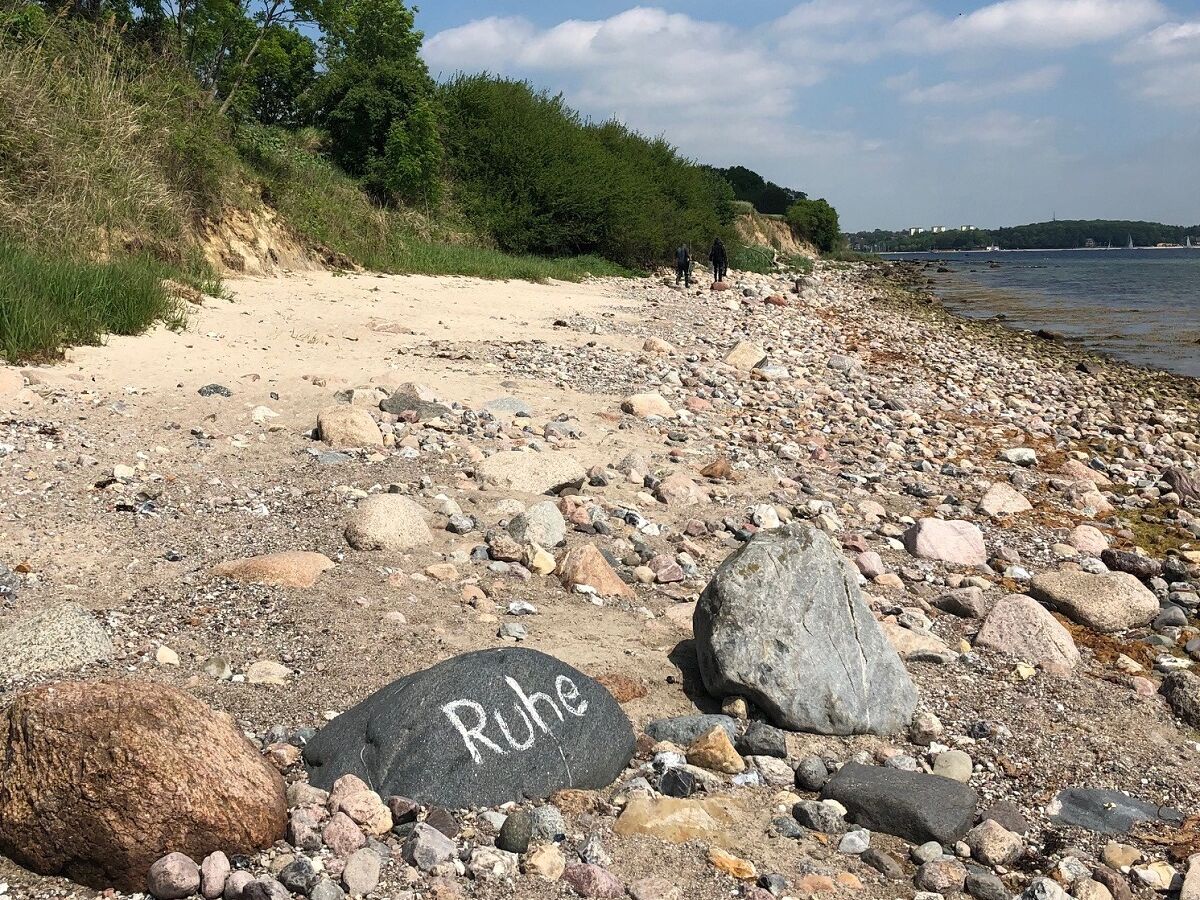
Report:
786,198,841,253
306,0,441,204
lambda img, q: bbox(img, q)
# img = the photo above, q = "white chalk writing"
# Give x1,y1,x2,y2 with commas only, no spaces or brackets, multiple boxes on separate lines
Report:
441,674,590,764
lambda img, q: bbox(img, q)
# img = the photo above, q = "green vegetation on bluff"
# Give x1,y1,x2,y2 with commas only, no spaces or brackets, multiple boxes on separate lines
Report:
848,220,1200,252
0,0,837,359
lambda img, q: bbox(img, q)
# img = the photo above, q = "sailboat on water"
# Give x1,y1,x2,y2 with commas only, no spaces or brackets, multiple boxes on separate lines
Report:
1126,234,1134,250
1188,235,1196,249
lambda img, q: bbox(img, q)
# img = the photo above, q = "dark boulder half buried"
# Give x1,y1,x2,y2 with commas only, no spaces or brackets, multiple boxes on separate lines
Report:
304,648,635,809
821,762,979,844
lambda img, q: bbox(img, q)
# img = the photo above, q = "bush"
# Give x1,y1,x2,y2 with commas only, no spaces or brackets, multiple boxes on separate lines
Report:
728,243,775,274
0,241,182,362
438,75,731,267
786,197,841,253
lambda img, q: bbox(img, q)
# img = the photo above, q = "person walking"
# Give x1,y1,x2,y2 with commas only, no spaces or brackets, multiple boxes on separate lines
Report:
709,236,728,283
674,244,692,287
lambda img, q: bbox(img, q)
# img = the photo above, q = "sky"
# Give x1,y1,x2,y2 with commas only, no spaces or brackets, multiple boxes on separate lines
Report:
413,0,1200,231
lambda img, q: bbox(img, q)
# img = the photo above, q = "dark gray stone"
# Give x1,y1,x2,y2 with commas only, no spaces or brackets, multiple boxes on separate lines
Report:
1047,788,1184,835
821,762,978,844
278,858,318,895
496,808,532,854
1163,671,1200,728
243,877,290,900
694,524,916,735
380,390,450,421
402,823,455,873
792,800,845,833
861,847,905,879
1100,549,1161,580
659,768,696,798
966,869,1010,900
309,879,345,900
304,648,634,809
737,721,788,758
980,801,1029,835
643,714,736,746
198,384,232,397
794,755,829,792
770,817,805,839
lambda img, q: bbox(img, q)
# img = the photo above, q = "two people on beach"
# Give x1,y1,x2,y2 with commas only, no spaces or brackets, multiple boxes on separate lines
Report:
674,236,728,287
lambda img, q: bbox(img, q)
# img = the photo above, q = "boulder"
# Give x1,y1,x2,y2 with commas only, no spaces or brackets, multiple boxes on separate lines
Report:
379,384,451,420
644,714,737,746
1160,671,1200,727
612,795,736,844
621,393,675,419
974,594,1079,669
977,483,1032,517
655,473,708,506
475,451,586,495
304,648,635,809
0,680,286,890
881,622,953,660
211,552,335,589
694,523,916,735
316,406,383,448
0,602,113,680
1069,525,1109,555
344,495,433,552
1029,571,1158,633
559,544,635,599
903,519,987,567
821,763,978,844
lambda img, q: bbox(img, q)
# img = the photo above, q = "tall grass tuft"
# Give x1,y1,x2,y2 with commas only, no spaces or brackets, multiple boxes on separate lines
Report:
0,242,181,362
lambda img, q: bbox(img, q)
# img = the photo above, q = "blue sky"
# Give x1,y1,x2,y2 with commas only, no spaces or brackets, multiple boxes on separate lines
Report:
414,1,1200,231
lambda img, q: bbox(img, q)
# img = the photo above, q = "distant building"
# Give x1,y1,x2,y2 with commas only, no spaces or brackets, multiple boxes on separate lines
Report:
959,225,973,231
1084,238,1096,248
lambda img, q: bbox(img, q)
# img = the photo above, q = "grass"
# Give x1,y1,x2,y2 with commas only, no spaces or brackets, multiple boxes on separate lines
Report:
0,242,182,362
785,253,814,274
238,124,633,282
729,243,776,274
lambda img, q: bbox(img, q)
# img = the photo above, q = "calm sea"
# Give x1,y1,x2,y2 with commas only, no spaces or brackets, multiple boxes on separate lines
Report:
881,248,1200,379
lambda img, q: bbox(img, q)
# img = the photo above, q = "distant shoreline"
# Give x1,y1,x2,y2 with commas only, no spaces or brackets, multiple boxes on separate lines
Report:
882,246,1200,255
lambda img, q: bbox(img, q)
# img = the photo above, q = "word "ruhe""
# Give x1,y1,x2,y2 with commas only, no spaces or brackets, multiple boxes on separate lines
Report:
441,675,589,763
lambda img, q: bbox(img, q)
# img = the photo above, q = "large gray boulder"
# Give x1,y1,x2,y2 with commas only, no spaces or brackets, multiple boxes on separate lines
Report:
822,763,979,844
693,523,916,735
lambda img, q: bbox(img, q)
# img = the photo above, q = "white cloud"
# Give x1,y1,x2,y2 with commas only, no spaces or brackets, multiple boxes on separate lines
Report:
910,0,1167,51
925,110,1057,147
1113,18,1200,107
1118,19,1200,60
895,65,1064,102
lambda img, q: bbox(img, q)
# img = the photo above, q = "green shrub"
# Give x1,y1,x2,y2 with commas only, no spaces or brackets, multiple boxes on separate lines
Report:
0,241,182,362
785,253,814,274
729,243,775,274
786,197,841,253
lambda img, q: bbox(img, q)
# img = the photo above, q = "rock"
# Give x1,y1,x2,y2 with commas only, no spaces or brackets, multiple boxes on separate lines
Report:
644,714,737,746
1070,525,1109,555
642,337,676,354
475,450,585,495
998,448,1038,467
317,406,383,448
246,660,290,686
322,812,365,857
342,849,380,895
974,594,1080,669
524,843,565,880
622,393,675,419
1161,671,1200,727
967,870,1010,900
1029,571,1159,633
310,880,346,900
1075,879,1115,900
708,847,756,879
0,680,286,890
278,857,318,894
903,519,987,567
821,762,979,844
725,342,767,371
198,383,232,397
304,648,634,808
794,755,829,792
344,495,433,552
917,858,968,893
793,800,846,833
482,396,532,417
628,876,682,900
402,823,456,873
507,501,567,548
909,711,944,746
559,544,636,599
694,523,916,735
862,847,904,879
980,801,1029,835
223,870,254,900
933,749,973,782
655,472,709,506
497,808,534,853
200,852,231,900
379,384,450,420
467,846,518,880
966,819,1023,866
1101,549,1162,580
148,853,201,899
563,863,624,898
882,621,953,660
686,727,745,774
613,795,735,843
0,602,113,679
1047,787,1183,834
978,483,1032,517
211,552,336,589
737,721,788,758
